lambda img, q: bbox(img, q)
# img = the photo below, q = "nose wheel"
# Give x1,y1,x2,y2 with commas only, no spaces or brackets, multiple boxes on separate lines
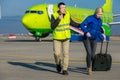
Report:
35,36,41,41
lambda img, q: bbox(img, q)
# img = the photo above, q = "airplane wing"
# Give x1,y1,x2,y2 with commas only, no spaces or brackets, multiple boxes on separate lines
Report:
108,14,120,25
113,14,120,17
109,22,120,25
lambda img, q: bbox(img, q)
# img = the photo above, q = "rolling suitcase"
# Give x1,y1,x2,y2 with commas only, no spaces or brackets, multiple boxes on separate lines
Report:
92,42,112,71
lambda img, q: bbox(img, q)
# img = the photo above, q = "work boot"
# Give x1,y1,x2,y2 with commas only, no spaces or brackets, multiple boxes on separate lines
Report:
62,70,69,75
56,64,61,73
86,68,93,75
56,60,61,73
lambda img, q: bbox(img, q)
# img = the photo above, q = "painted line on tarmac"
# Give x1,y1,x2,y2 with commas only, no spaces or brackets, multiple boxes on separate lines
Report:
0,60,85,64
0,54,85,60
0,59,120,64
0,54,120,64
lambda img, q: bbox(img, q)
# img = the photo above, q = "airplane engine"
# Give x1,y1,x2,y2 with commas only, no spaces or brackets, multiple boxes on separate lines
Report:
102,23,111,36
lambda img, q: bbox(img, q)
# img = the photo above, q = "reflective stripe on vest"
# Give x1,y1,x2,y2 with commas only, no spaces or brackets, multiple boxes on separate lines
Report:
55,28,70,31
58,24,70,27
55,24,70,31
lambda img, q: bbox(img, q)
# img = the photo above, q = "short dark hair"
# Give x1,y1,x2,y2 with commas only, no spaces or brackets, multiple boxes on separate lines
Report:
58,2,66,8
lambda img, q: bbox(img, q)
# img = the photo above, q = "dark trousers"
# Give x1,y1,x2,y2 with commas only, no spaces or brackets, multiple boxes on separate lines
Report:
83,38,97,68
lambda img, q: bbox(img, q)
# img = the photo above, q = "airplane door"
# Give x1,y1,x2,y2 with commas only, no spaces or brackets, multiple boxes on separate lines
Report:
47,4,54,19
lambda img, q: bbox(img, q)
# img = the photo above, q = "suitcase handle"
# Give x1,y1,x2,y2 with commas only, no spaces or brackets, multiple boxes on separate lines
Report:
100,41,109,54
105,41,109,54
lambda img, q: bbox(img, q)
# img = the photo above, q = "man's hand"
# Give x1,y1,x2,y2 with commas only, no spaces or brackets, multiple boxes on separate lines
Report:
58,14,63,20
103,34,106,42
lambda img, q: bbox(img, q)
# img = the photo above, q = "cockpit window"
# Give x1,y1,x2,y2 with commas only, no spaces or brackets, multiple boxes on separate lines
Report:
25,10,44,14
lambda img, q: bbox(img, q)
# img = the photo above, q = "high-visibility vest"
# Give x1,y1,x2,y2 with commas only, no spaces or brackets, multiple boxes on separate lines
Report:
53,11,71,40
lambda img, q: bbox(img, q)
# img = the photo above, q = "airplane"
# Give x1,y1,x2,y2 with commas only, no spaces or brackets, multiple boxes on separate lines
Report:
21,0,120,41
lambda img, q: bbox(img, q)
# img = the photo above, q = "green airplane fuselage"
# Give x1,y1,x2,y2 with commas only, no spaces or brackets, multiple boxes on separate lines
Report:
22,0,113,37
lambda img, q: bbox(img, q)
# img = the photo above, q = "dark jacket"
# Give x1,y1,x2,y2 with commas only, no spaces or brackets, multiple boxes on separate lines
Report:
80,14,104,40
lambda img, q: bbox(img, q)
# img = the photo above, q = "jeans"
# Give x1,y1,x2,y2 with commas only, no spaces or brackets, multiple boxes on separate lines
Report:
83,38,97,68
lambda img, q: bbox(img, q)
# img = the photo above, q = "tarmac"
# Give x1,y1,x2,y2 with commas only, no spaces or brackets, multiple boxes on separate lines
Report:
0,35,120,80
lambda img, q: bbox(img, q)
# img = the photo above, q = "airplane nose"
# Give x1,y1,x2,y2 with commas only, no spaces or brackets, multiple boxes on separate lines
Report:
22,14,49,29
22,15,32,28
22,14,41,29
22,14,39,29
22,13,51,31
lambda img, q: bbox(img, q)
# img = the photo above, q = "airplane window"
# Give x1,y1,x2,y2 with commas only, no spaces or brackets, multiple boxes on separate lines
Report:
38,11,43,14
25,10,29,13
25,10,43,15
31,11,37,13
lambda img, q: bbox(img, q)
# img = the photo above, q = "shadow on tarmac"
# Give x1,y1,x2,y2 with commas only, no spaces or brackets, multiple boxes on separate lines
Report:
8,62,57,73
8,61,88,75
69,67,87,75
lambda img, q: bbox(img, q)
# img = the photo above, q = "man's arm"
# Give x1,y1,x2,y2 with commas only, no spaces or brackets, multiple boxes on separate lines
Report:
50,15,60,30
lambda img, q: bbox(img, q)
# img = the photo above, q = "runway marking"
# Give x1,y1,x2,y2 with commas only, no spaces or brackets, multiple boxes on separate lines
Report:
0,59,120,64
0,54,120,64
0,54,85,60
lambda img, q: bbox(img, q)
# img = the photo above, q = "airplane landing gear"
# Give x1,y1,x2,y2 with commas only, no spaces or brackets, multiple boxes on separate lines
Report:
34,32,49,41
35,36,41,41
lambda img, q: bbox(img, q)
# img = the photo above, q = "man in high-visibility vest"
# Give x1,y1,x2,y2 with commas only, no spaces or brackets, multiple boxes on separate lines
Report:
51,2,80,75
